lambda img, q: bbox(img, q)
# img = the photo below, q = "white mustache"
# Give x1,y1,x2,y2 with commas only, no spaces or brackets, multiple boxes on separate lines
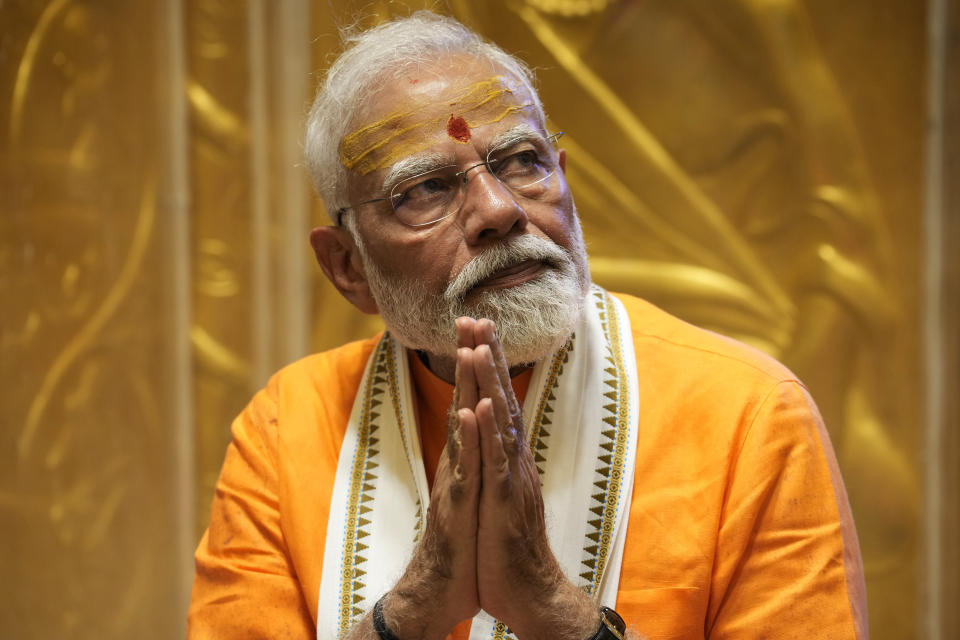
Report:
443,235,570,302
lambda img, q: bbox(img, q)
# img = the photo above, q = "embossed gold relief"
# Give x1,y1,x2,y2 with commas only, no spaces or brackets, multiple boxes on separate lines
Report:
525,0,610,18
1,1,182,638
184,0,259,539
188,0,317,539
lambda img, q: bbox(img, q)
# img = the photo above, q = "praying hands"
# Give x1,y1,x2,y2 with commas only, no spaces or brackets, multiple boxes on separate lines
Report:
353,318,606,640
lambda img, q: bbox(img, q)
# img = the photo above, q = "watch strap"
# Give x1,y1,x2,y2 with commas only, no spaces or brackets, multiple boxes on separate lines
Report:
372,595,401,640
589,606,626,640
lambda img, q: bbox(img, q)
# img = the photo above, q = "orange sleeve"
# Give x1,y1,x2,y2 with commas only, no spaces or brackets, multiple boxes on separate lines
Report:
706,380,867,638
187,379,314,640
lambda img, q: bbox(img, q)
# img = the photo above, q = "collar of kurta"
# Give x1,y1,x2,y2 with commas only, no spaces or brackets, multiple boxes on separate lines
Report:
317,285,640,640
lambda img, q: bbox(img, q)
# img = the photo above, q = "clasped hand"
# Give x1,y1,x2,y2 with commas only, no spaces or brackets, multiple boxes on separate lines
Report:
377,318,599,640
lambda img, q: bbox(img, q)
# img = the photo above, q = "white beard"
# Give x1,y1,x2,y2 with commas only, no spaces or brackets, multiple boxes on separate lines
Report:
355,232,591,367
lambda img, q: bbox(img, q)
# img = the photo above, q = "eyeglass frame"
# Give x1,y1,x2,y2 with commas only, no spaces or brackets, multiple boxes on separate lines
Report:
335,131,565,227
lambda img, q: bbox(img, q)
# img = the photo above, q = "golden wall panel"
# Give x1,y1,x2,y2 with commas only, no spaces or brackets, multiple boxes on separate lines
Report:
185,0,259,540
1,1,184,637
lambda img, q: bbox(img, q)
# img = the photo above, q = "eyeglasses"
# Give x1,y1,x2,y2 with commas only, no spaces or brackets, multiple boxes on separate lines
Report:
336,132,564,227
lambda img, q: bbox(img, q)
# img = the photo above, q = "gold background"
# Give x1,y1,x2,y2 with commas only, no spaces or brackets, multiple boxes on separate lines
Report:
1,0,955,638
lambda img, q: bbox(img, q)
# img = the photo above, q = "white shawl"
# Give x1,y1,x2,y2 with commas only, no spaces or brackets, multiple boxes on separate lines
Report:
317,286,639,640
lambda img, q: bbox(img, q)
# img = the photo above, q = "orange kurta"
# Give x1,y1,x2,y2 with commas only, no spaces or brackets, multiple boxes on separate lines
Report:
188,293,867,639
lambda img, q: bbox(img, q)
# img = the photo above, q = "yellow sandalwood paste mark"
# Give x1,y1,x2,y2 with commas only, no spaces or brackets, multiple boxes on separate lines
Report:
340,76,533,175
447,115,471,143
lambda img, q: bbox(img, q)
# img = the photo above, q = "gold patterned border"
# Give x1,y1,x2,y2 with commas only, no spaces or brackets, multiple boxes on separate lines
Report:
526,335,574,475
337,338,389,636
590,289,631,595
383,338,424,538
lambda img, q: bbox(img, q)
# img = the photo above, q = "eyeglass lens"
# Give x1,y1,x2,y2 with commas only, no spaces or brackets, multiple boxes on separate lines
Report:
389,133,563,227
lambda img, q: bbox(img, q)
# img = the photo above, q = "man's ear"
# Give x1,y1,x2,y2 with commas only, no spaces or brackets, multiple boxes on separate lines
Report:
309,226,379,314
558,148,567,173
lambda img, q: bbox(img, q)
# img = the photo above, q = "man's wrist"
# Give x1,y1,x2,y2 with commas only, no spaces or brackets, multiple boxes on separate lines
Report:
508,574,600,640
373,595,401,640
383,545,470,640
381,584,455,640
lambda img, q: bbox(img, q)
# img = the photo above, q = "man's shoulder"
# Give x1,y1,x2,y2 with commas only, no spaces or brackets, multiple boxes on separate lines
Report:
277,333,382,381
610,291,797,387
263,333,383,411
609,291,820,461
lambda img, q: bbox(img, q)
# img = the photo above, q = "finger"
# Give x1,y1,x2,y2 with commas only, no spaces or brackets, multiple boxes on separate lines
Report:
476,398,510,498
456,316,477,349
473,345,519,452
454,347,478,414
449,350,476,461
451,408,480,500
472,316,492,345
475,319,518,416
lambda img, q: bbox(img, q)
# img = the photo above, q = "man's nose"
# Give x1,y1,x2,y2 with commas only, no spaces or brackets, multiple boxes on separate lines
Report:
456,170,529,244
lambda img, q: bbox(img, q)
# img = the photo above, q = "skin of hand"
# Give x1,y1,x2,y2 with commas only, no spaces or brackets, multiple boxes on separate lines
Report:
454,317,600,640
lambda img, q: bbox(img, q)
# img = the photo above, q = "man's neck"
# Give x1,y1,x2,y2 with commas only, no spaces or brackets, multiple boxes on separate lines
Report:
418,349,533,384
420,350,457,384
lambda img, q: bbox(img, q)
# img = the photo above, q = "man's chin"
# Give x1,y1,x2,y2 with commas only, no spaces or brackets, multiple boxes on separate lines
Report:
369,247,589,369
456,276,586,366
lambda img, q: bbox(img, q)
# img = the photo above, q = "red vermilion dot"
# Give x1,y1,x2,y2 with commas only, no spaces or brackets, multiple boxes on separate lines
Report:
446,115,471,143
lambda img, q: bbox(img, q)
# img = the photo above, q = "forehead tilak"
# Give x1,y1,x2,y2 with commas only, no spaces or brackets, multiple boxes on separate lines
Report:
339,76,534,176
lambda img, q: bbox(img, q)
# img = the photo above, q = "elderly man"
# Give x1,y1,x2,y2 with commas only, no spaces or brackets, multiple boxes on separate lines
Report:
188,11,867,640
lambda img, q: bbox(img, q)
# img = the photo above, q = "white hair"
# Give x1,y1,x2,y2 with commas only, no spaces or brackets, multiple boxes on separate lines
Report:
304,11,548,221
354,230,588,367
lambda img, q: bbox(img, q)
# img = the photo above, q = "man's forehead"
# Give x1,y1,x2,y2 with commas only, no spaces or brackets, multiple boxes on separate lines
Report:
339,72,536,177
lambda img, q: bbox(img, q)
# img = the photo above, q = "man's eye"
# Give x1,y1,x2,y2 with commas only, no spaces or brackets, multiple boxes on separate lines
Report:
494,150,543,179
393,176,453,208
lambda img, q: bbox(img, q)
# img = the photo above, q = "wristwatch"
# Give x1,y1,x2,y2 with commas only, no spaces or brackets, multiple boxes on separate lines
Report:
589,606,626,640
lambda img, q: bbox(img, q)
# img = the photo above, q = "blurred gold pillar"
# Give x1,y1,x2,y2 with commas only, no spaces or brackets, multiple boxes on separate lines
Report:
929,0,960,635
0,1,194,636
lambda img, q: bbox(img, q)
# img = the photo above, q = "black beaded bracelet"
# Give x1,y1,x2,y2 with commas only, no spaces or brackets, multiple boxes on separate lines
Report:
372,595,401,640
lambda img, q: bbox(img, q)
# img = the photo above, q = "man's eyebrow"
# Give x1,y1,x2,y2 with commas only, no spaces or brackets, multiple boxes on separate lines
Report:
487,124,548,154
381,153,449,192
379,124,547,192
